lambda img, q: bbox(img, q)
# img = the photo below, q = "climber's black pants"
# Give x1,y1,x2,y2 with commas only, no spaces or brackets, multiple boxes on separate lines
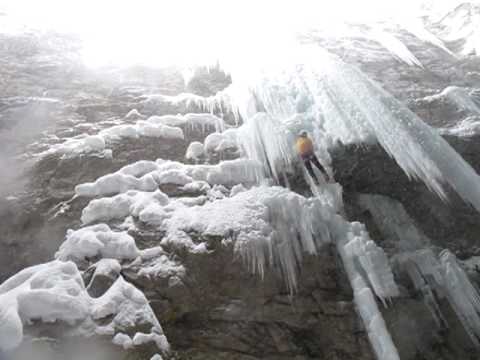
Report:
302,153,327,183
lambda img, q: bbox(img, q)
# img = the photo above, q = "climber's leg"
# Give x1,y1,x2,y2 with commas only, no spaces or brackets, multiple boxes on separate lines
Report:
303,158,319,185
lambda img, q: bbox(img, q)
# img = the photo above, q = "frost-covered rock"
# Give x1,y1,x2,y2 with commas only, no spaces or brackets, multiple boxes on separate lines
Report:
181,180,211,194
230,184,247,197
119,160,160,177
136,247,185,279
113,332,134,350
91,276,165,337
4,265,172,353
38,134,107,157
132,332,169,350
185,141,205,160
125,108,146,120
75,172,158,197
56,224,139,261
81,190,169,225
101,121,184,141
76,159,264,212
438,116,480,137
204,159,263,185
0,262,90,345
86,259,122,297
147,113,224,133
38,118,184,158
153,169,194,186
204,132,225,152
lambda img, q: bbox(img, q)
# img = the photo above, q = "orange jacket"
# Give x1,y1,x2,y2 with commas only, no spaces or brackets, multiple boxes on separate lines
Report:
296,137,314,156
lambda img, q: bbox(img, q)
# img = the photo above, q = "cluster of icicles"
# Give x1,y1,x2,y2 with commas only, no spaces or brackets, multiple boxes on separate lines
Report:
190,45,480,360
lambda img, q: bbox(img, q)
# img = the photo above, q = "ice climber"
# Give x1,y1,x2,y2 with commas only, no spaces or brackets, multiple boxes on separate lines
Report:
296,130,329,185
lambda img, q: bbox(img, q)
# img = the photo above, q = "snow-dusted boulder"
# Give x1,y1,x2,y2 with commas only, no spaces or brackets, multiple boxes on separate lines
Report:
186,141,205,160
55,224,140,261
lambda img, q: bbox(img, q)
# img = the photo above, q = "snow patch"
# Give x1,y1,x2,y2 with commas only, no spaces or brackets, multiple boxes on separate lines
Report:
75,173,158,197
56,224,140,261
186,141,205,160
0,261,165,353
148,113,224,133
81,190,169,225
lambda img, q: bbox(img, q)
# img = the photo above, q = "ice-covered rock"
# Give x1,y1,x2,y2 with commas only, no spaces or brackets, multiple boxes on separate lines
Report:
113,332,134,350
86,259,122,298
153,169,194,186
76,158,264,208
55,224,140,261
81,190,169,225
125,109,146,120
38,134,107,157
75,172,158,197
185,141,205,160
147,113,224,133
204,132,225,152
137,247,186,280
0,261,166,353
439,250,480,345
118,160,160,177
38,118,184,158
438,116,480,137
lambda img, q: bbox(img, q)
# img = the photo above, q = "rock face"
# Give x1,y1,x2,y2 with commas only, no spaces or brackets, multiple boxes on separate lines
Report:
1,95,374,360
4,9,480,360
332,135,480,258
331,138,480,359
126,240,373,360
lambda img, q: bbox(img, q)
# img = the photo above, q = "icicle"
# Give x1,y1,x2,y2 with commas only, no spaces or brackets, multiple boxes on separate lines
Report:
398,248,480,346
235,189,333,293
371,29,423,67
237,113,296,182
225,45,480,212
440,250,480,345
337,235,401,360
396,249,448,328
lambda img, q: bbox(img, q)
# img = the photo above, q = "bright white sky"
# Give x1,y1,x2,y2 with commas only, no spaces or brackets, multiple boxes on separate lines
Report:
0,0,467,68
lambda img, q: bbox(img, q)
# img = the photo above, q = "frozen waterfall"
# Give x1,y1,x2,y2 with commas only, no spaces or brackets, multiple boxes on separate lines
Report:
217,45,480,212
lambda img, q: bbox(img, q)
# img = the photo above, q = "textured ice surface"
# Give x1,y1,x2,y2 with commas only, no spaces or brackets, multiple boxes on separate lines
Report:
156,185,398,298
337,223,400,360
371,29,423,67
